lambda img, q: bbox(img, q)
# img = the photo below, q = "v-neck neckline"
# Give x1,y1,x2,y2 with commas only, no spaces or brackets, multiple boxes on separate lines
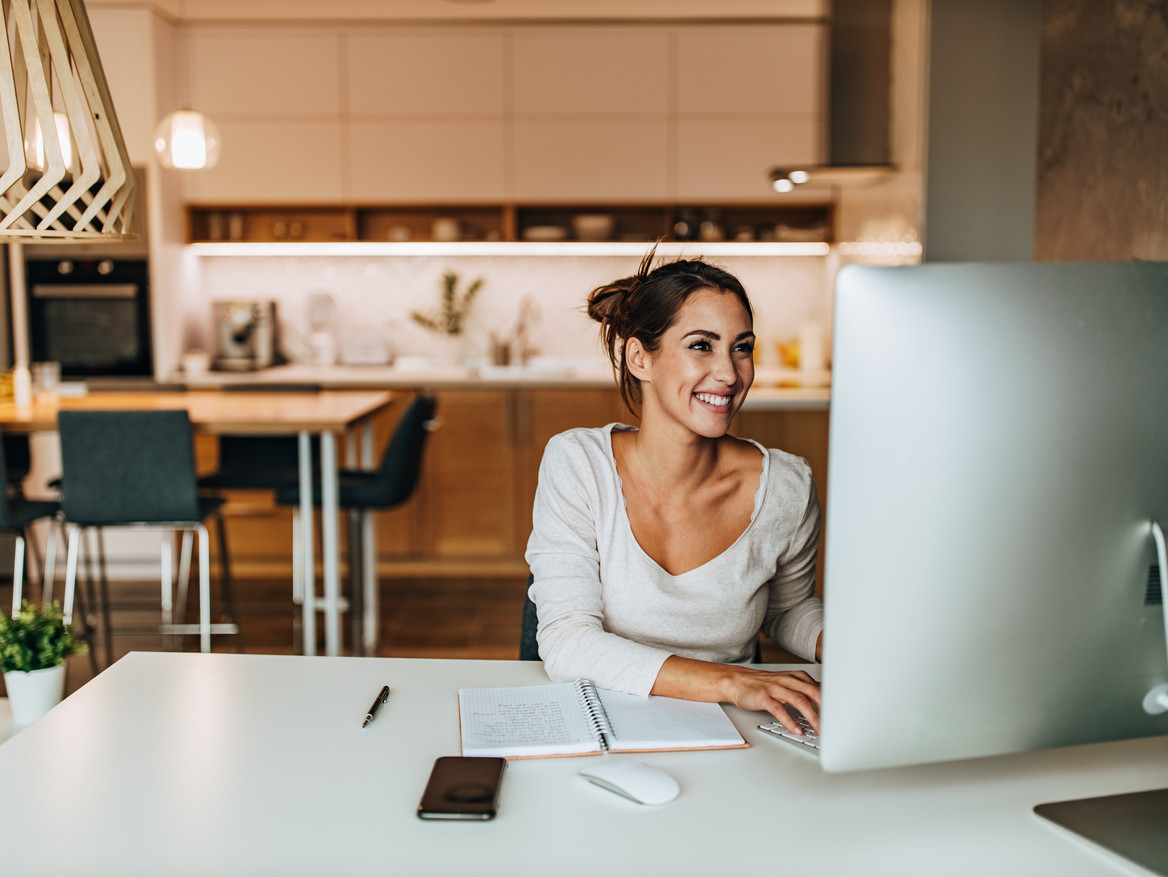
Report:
605,423,768,578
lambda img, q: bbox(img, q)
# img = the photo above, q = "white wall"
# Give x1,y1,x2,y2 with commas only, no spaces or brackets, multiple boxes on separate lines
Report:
191,252,833,371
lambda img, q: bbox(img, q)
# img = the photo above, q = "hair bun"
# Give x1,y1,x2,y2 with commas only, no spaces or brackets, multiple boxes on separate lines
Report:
586,276,636,326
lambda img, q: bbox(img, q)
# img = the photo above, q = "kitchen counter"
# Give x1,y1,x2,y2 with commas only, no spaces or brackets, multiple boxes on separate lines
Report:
179,363,830,410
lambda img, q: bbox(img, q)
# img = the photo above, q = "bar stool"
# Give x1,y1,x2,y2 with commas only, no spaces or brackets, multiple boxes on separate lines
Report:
56,410,240,656
273,393,438,654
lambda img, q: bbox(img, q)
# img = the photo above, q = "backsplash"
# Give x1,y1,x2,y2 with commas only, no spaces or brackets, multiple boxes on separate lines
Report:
191,252,833,370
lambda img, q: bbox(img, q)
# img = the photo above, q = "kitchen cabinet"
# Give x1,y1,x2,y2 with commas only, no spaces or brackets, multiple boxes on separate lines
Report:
207,388,828,588
174,21,824,206
393,387,627,566
210,387,625,578
181,28,347,204
348,120,509,202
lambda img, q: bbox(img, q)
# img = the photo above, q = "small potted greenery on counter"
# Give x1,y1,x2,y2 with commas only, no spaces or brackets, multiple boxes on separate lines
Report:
410,270,484,366
1,601,88,726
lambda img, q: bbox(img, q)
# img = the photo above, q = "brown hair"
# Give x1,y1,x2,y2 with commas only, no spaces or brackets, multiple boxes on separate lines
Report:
586,247,753,415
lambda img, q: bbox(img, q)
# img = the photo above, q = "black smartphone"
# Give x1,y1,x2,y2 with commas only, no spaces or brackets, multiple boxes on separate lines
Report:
417,756,507,820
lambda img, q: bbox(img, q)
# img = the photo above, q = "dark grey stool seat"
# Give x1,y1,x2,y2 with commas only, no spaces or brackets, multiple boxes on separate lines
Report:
57,409,240,658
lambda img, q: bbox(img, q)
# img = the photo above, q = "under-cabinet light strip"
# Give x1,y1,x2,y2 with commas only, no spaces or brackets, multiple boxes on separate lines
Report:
187,241,831,258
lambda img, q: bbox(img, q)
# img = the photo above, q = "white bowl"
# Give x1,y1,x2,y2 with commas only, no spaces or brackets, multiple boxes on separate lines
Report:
572,214,614,241
522,225,568,242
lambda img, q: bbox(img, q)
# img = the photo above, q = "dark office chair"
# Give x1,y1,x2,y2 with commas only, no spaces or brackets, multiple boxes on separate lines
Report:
1,435,61,616
273,393,438,654
57,410,240,659
3,434,32,494
519,573,540,661
199,383,324,490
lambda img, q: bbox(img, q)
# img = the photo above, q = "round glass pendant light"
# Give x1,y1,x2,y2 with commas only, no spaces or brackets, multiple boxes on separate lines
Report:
153,110,221,170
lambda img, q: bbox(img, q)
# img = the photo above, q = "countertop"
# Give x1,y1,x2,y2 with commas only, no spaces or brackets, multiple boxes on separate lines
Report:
179,362,831,410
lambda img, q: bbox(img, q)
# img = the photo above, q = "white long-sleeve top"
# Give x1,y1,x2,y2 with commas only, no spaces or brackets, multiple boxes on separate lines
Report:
525,423,824,697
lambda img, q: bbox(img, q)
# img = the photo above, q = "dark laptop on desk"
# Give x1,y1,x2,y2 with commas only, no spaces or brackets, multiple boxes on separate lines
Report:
757,262,1168,872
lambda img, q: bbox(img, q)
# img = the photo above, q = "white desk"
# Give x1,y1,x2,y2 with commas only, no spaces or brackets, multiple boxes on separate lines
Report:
0,653,1163,877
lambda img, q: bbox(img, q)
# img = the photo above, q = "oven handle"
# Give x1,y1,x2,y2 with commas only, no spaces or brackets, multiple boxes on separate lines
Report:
31,284,139,299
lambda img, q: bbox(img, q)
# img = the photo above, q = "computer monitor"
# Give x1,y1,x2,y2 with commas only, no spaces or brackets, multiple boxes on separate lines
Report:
820,261,1168,774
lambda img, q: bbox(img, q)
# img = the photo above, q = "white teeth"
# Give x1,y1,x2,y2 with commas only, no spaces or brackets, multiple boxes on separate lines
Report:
695,392,731,407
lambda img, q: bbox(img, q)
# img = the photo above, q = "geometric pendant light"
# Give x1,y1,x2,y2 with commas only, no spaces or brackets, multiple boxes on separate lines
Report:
0,0,136,240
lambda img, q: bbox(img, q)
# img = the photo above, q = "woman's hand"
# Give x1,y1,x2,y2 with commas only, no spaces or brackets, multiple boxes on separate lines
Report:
651,656,821,736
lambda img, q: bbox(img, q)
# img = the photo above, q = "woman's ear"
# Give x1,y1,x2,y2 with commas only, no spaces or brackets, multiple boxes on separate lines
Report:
626,337,652,381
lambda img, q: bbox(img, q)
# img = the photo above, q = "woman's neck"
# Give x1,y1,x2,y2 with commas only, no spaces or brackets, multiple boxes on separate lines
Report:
617,417,724,494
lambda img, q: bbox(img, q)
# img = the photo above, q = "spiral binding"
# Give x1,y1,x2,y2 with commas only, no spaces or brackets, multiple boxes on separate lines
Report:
575,678,615,751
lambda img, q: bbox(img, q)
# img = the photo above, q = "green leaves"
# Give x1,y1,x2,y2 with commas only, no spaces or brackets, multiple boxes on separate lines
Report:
0,601,88,673
410,270,484,335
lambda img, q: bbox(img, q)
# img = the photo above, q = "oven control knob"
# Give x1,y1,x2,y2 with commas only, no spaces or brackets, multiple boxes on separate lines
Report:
57,260,73,275
97,259,114,275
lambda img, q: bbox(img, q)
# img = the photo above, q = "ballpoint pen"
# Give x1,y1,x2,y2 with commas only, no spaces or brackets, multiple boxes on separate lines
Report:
362,685,391,728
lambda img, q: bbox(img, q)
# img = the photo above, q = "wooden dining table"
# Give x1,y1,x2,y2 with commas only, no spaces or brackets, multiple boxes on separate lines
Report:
0,388,396,658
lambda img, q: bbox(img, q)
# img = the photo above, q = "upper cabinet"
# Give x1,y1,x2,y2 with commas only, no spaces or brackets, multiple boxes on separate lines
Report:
177,21,826,206
346,29,510,201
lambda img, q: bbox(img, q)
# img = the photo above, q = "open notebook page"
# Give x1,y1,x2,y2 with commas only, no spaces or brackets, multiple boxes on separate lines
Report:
598,689,747,752
459,684,603,758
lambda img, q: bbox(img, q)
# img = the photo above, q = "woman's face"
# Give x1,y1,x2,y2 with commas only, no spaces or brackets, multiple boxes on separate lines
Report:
634,287,756,438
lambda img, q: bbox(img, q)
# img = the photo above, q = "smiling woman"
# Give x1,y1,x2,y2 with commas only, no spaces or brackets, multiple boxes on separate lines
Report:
525,249,825,739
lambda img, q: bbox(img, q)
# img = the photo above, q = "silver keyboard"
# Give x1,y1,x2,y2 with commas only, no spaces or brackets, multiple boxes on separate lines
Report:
758,712,820,750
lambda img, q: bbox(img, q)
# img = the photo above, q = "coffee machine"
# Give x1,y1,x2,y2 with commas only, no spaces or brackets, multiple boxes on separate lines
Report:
212,300,277,371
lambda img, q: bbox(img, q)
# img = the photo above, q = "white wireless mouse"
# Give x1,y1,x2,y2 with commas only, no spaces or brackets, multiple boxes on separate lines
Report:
578,760,680,805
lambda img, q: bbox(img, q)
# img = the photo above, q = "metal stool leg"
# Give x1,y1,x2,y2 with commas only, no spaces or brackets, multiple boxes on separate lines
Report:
347,509,364,656
11,530,27,616
197,524,211,653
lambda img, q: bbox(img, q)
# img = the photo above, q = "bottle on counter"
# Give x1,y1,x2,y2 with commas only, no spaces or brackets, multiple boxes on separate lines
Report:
12,363,32,408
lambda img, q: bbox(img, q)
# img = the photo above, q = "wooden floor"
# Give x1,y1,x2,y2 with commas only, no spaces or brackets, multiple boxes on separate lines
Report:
40,574,531,696
5,572,803,698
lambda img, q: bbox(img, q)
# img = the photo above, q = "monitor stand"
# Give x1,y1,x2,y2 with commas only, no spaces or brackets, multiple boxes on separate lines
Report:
1034,789,1168,876
1033,521,1168,875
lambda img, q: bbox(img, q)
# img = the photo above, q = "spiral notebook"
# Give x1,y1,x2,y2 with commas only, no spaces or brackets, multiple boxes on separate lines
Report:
458,679,748,759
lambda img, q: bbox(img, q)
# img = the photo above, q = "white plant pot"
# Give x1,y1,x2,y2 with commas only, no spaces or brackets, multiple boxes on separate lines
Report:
3,663,67,726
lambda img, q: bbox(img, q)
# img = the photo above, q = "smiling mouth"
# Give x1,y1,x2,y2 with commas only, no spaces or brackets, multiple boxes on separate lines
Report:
695,392,733,408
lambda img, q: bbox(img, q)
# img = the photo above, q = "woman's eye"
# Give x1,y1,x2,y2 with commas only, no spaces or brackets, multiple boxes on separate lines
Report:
734,342,755,355
689,339,711,351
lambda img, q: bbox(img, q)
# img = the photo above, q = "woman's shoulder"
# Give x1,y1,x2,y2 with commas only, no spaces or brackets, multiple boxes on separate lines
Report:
540,423,631,471
545,423,631,455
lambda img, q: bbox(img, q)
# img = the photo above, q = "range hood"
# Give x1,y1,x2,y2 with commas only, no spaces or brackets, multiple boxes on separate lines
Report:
770,0,895,192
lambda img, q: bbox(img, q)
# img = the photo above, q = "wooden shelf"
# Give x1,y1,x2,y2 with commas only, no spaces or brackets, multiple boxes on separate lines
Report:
187,201,834,246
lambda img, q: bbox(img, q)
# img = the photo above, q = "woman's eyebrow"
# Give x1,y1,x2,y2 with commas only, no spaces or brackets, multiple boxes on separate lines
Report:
680,329,756,341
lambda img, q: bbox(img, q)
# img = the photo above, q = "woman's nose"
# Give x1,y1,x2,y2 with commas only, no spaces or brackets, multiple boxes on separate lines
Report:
712,351,738,384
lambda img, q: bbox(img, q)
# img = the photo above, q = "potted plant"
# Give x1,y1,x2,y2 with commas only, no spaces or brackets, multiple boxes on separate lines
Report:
410,270,484,366
1,601,88,726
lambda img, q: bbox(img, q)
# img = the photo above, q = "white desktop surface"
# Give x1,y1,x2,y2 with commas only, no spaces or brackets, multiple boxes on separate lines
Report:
0,652,1163,877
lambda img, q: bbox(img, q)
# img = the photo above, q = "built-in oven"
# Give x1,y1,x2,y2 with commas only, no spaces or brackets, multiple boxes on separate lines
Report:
25,257,152,378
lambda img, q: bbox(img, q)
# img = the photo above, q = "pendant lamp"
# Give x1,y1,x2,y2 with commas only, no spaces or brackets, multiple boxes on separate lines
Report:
0,0,136,240
153,109,221,171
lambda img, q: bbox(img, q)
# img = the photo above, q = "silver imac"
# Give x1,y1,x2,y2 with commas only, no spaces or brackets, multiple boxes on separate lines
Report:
820,261,1168,775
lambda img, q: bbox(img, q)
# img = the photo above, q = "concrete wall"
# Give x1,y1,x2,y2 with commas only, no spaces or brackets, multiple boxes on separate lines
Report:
1035,0,1168,261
